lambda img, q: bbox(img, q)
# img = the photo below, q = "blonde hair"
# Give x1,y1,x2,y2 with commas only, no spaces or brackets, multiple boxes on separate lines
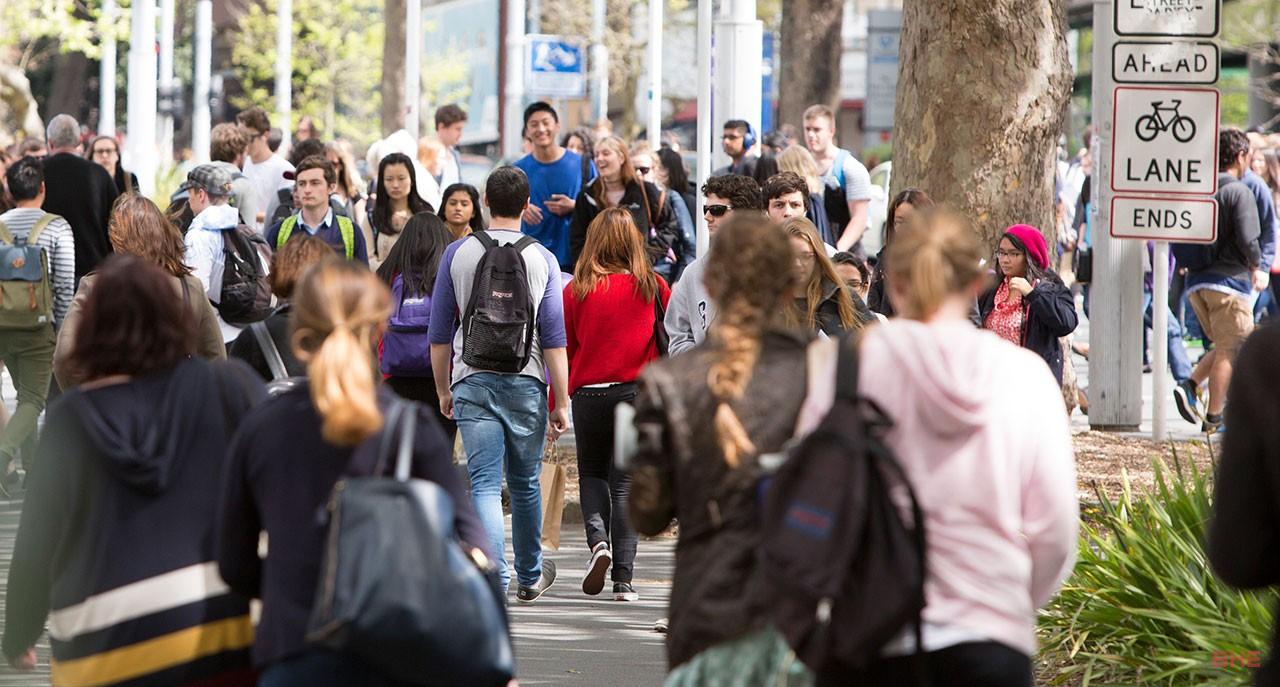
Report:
777,145,823,195
702,214,795,467
782,217,863,332
588,136,641,208
884,207,986,320
291,261,393,446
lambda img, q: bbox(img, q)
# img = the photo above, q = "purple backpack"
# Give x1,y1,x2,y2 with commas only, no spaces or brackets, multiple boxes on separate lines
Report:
380,274,433,377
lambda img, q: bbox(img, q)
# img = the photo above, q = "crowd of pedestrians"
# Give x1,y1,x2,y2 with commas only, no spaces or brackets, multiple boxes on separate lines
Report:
11,100,1272,687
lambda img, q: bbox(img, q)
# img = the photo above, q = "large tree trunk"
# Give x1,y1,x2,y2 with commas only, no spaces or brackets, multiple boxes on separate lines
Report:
778,0,843,132
892,0,1072,248
46,51,91,122
381,0,406,136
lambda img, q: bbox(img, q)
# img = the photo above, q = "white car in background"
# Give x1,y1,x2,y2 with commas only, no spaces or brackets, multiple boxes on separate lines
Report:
861,160,892,258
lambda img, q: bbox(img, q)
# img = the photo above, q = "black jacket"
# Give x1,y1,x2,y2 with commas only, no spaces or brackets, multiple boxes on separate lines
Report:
4,359,262,683
978,277,1078,383
630,330,810,668
41,152,119,282
1197,172,1263,283
800,278,874,337
867,248,895,318
569,179,679,269
1208,322,1280,687
217,384,489,667
228,305,306,382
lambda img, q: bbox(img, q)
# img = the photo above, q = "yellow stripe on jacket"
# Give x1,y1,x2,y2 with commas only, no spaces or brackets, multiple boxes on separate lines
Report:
50,615,253,687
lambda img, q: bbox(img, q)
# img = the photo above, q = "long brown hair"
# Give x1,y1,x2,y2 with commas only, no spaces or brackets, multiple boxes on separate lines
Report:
885,207,986,320
291,260,393,446
703,214,796,467
884,188,934,248
782,217,861,332
108,193,192,278
572,207,658,302
588,136,641,209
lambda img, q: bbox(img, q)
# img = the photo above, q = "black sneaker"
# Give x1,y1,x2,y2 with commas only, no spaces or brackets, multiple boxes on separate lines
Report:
1203,413,1224,434
613,582,638,602
582,543,611,596
516,560,557,604
1173,379,1201,424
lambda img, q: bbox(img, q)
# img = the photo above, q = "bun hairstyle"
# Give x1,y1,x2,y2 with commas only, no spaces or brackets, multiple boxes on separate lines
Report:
291,260,393,446
702,213,795,467
884,207,986,321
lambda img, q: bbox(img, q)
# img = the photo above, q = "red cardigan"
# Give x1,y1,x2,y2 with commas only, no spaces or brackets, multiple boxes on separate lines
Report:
563,273,671,395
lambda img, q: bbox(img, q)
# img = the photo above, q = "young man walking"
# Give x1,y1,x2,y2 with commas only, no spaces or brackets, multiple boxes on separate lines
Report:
209,123,259,228
236,107,295,229
802,104,872,253
712,119,759,178
265,156,367,264
435,104,468,189
664,174,763,356
1174,128,1264,432
428,165,569,601
514,102,588,272
0,157,75,494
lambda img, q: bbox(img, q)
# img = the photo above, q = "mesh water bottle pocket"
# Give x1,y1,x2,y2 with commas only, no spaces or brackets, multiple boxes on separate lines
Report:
462,317,529,372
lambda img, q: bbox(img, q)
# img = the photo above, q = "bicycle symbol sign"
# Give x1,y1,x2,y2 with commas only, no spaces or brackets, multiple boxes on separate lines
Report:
1112,86,1219,196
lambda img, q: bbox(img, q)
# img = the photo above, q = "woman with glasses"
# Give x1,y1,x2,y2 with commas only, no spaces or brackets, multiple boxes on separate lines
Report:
568,136,679,274
978,224,1078,383
87,135,138,196
782,217,871,336
633,143,695,282
867,188,934,317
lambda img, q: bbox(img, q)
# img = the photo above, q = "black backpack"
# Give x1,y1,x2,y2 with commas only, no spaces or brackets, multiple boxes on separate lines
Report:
218,225,274,325
759,335,927,676
460,231,539,373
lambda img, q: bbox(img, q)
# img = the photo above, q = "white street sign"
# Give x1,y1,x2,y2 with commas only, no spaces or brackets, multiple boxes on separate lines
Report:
1111,86,1218,196
1115,0,1221,38
1110,194,1217,242
1113,41,1218,84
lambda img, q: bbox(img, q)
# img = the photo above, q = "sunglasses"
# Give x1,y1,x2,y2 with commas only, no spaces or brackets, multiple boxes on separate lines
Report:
634,166,651,175
704,204,731,217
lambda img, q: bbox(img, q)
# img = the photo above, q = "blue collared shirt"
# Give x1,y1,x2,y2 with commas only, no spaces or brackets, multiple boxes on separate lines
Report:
265,207,369,264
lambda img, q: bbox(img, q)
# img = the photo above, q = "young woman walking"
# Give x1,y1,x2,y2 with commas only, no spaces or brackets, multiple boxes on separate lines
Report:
782,217,870,336
438,183,485,241
366,152,434,269
866,188,933,317
564,207,670,602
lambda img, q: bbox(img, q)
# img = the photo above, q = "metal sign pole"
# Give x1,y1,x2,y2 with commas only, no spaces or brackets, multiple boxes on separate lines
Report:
1152,240,1170,440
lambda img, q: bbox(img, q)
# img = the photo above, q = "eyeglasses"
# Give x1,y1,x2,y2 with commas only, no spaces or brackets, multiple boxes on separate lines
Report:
91,147,118,157
634,166,651,175
704,204,731,217
996,250,1023,259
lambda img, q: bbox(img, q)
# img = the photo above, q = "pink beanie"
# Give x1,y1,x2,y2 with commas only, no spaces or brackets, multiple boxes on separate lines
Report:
1003,224,1049,270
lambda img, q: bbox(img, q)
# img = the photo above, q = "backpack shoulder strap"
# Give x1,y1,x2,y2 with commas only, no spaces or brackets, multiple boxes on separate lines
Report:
27,213,59,246
638,181,653,228
250,321,289,381
277,215,298,251
512,235,538,253
473,230,498,250
833,332,860,403
336,215,355,260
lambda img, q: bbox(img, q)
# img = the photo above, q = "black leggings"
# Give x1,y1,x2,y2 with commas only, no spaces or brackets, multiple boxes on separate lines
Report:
818,641,1032,687
385,376,458,448
571,383,638,584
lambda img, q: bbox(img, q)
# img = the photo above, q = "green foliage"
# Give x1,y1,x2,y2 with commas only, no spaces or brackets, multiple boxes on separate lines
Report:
1219,69,1251,129
230,0,383,148
0,0,125,71
1039,452,1277,686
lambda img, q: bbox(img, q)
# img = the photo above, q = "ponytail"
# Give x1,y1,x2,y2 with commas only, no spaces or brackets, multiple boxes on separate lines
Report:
884,207,986,321
291,261,393,446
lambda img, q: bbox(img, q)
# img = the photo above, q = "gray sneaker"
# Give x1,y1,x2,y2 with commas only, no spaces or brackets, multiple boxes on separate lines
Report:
613,582,639,602
516,560,557,604
582,543,612,596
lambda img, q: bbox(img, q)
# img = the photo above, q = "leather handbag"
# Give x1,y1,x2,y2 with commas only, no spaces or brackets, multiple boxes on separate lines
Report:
306,400,514,686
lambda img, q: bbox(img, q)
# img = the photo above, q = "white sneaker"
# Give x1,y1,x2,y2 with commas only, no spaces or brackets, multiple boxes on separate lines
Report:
581,542,611,595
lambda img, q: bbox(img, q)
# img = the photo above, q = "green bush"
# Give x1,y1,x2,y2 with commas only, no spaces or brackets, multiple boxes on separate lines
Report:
1038,450,1278,686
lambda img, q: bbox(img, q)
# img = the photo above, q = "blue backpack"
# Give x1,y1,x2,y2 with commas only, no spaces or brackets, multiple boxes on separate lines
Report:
381,273,433,377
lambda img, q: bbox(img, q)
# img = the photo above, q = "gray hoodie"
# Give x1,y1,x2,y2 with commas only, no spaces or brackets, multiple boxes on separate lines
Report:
665,256,715,355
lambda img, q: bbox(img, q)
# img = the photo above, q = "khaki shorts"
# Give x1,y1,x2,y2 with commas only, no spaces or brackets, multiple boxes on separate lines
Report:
1189,289,1254,357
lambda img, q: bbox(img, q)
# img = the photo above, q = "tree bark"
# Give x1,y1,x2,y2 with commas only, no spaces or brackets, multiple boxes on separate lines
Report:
0,63,45,143
46,51,91,123
381,0,407,136
892,0,1072,248
778,0,843,132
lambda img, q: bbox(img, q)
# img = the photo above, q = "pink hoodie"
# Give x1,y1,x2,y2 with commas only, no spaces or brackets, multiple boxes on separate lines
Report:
804,319,1078,657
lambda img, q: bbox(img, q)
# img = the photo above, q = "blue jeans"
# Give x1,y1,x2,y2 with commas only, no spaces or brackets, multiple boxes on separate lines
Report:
259,650,407,686
1144,291,1192,383
453,372,547,591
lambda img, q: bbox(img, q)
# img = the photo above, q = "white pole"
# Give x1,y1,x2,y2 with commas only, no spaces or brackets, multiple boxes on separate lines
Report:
158,0,175,165
646,0,662,148
712,0,762,170
406,0,422,139
275,0,292,149
125,0,157,197
695,0,712,256
591,0,609,124
192,0,212,162
1089,0,1145,429
99,0,117,136
503,0,527,160
1152,241,1170,440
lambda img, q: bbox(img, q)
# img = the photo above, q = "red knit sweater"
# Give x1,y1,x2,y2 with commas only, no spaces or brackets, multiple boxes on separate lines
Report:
563,273,671,394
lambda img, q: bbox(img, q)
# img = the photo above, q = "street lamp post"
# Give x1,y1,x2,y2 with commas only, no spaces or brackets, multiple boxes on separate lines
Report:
125,0,157,197
192,0,212,162
99,0,117,136
406,0,422,138
276,0,292,149
646,0,662,149
159,0,175,164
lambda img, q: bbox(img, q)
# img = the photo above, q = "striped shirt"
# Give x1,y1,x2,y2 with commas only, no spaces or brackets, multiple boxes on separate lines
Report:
0,207,77,328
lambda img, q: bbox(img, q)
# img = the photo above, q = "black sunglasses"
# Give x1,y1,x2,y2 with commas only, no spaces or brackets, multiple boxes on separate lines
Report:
704,204,731,217
634,166,651,175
